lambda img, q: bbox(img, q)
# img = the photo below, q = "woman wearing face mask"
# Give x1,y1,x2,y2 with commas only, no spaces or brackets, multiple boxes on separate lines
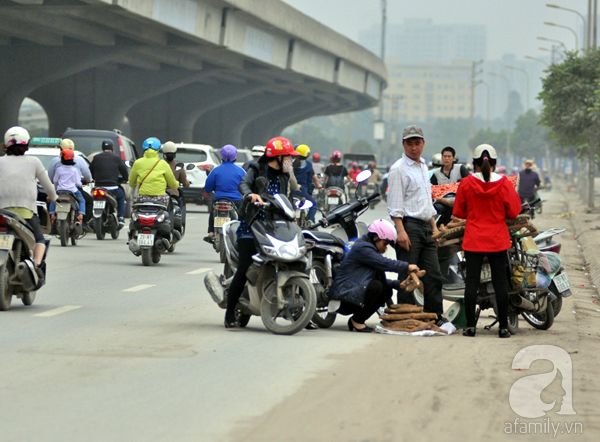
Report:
223,137,298,328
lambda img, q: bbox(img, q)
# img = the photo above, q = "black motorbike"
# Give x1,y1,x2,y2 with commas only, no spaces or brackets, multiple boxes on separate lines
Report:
0,205,50,310
55,190,85,247
92,187,120,240
211,198,238,263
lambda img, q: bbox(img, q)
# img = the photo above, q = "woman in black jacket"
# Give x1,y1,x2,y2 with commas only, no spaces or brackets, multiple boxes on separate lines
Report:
329,219,419,332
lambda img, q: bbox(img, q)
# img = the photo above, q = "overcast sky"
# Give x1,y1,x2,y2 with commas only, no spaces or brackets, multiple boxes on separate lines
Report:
282,0,588,60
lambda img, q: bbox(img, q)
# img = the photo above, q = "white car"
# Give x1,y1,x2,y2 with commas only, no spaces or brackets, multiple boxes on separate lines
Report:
172,143,222,207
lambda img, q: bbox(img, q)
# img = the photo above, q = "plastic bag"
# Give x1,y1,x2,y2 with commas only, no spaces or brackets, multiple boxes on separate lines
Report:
536,252,563,289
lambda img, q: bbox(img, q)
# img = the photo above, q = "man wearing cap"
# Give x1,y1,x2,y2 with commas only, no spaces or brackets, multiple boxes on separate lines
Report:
387,125,444,321
517,159,540,204
430,146,470,185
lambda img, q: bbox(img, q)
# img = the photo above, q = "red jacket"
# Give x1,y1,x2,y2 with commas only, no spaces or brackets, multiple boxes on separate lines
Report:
453,174,521,252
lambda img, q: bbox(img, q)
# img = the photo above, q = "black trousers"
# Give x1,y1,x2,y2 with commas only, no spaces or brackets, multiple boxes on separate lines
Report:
226,238,256,321
81,190,93,222
337,280,392,324
395,218,443,315
464,250,509,329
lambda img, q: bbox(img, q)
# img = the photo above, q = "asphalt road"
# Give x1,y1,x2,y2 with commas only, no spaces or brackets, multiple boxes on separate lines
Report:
0,201,389,442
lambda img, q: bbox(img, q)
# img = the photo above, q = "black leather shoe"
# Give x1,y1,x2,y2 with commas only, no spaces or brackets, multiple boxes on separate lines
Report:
305,321,319,330
499,328,511,338
347,318,373,333
203,235,215,244
462,327,476,337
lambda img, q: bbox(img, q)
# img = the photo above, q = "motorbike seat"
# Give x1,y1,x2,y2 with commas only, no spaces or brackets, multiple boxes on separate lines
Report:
304,231,346,248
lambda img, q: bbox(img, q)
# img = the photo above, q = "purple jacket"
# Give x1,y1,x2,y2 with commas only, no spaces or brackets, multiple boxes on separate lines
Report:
517,169,540,198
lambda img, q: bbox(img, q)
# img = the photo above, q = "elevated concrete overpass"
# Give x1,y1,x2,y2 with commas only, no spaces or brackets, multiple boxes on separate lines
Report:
0,0,387,147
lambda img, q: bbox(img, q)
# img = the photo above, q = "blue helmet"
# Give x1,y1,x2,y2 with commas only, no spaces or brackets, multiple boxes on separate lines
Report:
142,137,161,151
220,144,237,162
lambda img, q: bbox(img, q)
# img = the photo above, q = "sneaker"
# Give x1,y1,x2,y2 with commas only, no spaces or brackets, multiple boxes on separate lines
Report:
204,271,225,305
34,264,45,289
203,235,215,244
118,217,125,230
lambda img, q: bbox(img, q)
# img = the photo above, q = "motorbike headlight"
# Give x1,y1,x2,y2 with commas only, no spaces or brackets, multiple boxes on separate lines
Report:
157,213,168,223
264,246,279,257
279,244,299,260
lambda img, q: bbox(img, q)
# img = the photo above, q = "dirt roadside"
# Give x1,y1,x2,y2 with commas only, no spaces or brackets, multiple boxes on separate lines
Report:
225,181,600,442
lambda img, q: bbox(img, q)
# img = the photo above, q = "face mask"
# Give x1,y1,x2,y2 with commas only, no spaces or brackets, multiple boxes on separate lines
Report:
282,157,293,173
300,160,306,168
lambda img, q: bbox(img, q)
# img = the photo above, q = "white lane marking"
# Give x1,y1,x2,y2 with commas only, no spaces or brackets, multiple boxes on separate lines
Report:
34,306,82,317
123,284,156,292
186,216,198,220
186,268,212,275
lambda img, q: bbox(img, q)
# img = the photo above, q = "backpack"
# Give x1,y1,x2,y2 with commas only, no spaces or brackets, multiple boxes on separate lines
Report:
326,165,345,188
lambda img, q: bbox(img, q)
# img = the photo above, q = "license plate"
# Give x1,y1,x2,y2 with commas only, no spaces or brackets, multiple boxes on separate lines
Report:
93,200,106,209
137,233,154,247
215,217,230,227
553,272,572,293
0,234,14,250
328,197,338,205
480,263,492,282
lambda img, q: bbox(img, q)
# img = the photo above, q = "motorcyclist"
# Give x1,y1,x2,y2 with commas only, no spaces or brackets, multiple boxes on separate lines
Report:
89,139,129,229
203,144,246,244
242,145,264,171
516,159,541,204
162,141,190,229
312,152,325,175
48,139,93,231
329,219,419,332
430,146,469,185
348,161,362,184
366,162,383,185
429,152,442,180
0,126,57,285
292,144,321,222
49,149,86,223
223,137,298,328
323,150,348,188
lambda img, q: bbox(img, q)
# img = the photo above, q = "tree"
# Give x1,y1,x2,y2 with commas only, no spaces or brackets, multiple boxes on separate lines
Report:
428,118,471,161
538,49,600,208
469,128,506,156
505,90,524,130
511,110,549,160
350,139,374,154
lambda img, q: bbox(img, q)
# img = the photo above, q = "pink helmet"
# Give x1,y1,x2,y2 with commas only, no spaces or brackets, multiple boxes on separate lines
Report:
368,219,397,243
330,150,342,162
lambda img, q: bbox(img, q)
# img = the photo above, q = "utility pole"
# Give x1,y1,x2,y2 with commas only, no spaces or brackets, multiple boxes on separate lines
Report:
469,60,483,140
376,0,387,159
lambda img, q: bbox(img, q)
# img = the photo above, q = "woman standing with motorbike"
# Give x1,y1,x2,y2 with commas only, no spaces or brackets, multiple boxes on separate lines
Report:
453,144,521,338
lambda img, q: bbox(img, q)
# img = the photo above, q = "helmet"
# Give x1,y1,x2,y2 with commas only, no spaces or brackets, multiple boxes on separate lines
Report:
101,139,114,151
473,144,498,160
313,153,321,162
330,150,342,162
432,153,442,167
221,144,237,161
162,141,177,154
351,161,358,168
265,137,298,157
4,126,30,147
369,162,376,169
251,145,265,157
296,144,310,157
142,137,161,151
497,166,506,173
368,219,397,243
60,139,74,150
60,149,75,161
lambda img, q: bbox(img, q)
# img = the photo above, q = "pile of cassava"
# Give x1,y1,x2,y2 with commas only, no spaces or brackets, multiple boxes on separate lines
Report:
379,304,447,334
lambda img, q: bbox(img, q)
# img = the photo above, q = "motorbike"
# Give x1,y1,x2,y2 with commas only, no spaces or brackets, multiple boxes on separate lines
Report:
55,190,85,247
92,187,120,240
204,178,317,335
128,199,181,266
293,196,312,229
323,186,347,215
211,198,238,263
303,170,378,328
0,204,50,310
313,173,326,210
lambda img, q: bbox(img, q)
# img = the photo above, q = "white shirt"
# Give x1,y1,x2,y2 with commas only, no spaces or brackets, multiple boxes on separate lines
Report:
387,153,436,221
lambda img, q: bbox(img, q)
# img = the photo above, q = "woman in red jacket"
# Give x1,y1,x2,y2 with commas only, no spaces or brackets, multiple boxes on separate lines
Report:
453,144,521,338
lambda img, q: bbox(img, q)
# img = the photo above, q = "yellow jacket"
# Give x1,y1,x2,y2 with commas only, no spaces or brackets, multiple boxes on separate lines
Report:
129,150,178,196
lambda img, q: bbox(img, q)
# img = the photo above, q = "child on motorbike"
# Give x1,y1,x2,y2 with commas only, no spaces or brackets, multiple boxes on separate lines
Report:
329,219,419,332
49,149,86,223
452,144,521,338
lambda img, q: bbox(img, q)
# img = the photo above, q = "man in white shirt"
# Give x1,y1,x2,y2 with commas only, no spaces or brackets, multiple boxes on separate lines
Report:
387,125,444,319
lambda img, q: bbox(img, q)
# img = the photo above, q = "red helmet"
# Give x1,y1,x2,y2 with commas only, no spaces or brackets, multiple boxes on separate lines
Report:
313,153,321,162
60,149,75,161
330,150,342,162
265,137,298,157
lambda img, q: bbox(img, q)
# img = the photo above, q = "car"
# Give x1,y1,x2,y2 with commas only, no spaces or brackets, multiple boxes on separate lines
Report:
171,143,222,207
60,129,138,216
235,148,253,167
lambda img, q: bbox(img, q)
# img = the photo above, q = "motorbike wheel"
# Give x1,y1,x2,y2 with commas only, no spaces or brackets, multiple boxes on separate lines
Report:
236,310,251,327
214,233,222,254
260,276,317,335
220,245,226,264
111,227,120,240
141,248,152,266
59,220,68,247
0,264,12,311
152,250,161,264
224,261,234,279
168,243,176,253
548,284,563,317
521,298,555,330
507,306,519,335
413,287,425,307
310,262,337,328
95,217,106,240
21,290,36,306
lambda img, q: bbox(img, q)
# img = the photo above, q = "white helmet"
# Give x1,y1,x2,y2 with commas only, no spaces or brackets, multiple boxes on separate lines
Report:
60,139,75,150
251,145,265,158
432,152,443,167
4,126,30,147
162,141,177,154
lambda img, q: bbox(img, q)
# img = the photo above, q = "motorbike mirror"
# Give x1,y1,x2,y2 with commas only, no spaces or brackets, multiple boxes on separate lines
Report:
295,199,313,210
256,177,268,192
186,163,195,170
175,162,184,171
124,160,131,168
355,170,372,183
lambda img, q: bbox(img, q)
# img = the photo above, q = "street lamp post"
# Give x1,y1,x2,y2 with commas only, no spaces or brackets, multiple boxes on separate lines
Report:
546,3,587,49
506,65,530,110
538,46,560,63
537,36,567,51
489,72,512,164
376,0,387,158
544,21,579,49
525,55,550,67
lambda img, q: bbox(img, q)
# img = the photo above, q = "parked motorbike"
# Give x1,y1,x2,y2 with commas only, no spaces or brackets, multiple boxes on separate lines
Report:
55,190,85,247
211,198,238,263
128,200,180,266
92,187,120,240
0,205,50,310
204,178,316,335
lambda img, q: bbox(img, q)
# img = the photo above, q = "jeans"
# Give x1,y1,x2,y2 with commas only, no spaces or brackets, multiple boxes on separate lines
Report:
395,218,443,315
50,189,85,215
113,187,126,218
337,280,393,324
226,238,256,322
292,190,317,221
463,251,509,329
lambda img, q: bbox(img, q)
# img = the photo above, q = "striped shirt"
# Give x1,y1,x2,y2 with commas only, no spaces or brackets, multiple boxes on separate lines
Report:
387,154,436,221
